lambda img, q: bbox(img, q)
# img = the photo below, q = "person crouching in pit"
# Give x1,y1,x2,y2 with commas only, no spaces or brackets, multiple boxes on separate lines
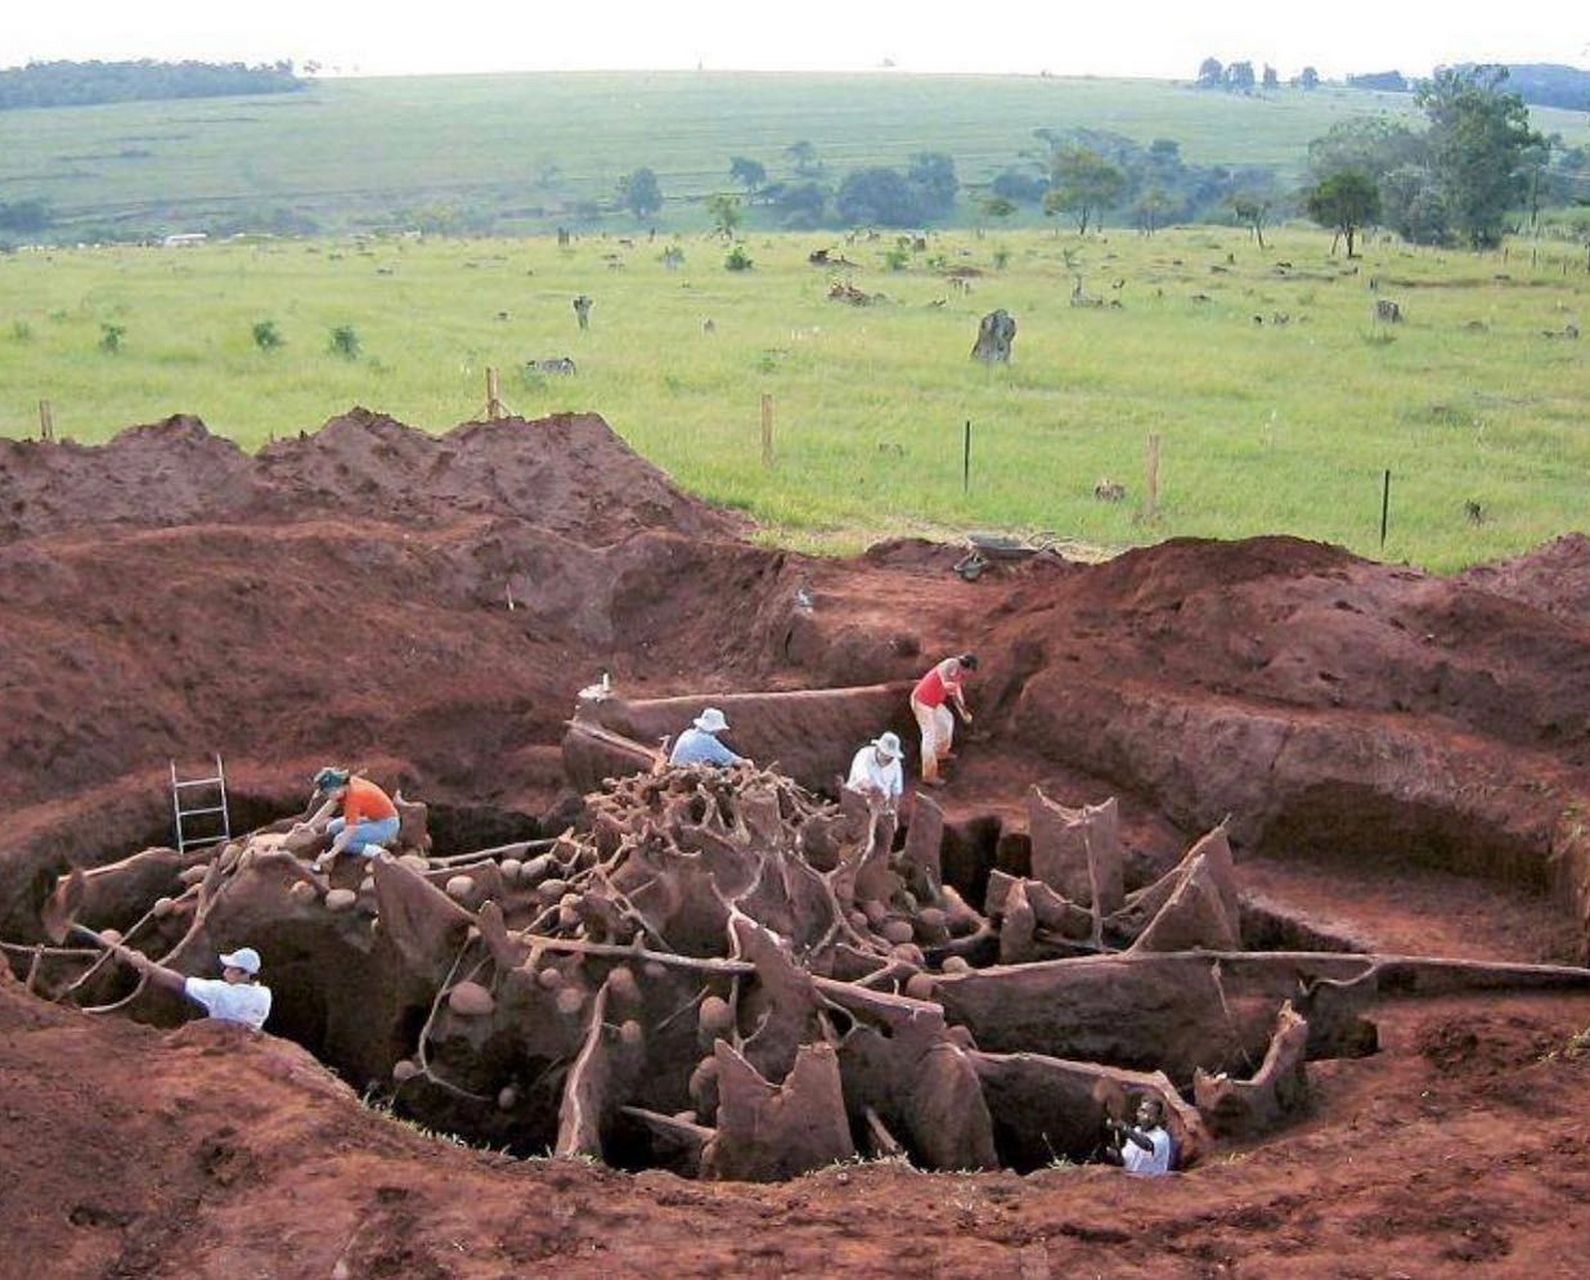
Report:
1104,1096,1175,1176
909,653,977,788
308,766,400,871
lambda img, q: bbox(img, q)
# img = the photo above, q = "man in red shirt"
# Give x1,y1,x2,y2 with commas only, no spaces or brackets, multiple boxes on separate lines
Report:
910,653,978,787
307,766,401,870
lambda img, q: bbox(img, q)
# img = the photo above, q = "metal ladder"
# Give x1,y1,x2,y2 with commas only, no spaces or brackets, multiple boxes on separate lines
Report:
170,755,232,853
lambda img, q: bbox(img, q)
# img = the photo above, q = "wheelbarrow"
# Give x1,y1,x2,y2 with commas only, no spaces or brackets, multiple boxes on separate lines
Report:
952,532,1058,581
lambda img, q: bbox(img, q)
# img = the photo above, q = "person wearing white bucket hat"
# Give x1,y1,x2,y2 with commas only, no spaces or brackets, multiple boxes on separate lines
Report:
122,943,273,1031
668,706,749,768
846,731,904,814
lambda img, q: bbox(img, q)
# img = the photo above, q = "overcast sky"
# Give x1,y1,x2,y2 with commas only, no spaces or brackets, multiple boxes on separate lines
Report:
6,2,1587,80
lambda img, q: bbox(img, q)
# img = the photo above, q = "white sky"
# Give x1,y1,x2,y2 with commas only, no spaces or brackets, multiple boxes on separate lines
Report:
4,2,1587,80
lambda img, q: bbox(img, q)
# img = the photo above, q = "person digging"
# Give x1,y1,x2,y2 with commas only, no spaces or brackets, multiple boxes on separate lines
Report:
667,707,749,768
910,653,977,787
307,767,401,872
117,943,273,1031
846,731,904,815
1104,1095,1175,1176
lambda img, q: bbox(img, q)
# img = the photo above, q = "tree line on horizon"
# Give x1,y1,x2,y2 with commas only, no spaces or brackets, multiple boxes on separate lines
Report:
637,67,1581,255
0,59,305,111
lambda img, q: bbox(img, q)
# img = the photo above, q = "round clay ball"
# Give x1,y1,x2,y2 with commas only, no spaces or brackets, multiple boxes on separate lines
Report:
698,995,734,1037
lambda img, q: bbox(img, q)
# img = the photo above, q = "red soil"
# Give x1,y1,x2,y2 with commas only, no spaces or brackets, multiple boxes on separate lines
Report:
1,410,1587,1277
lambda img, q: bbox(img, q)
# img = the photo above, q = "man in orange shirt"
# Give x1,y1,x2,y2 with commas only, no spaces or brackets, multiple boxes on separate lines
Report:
308,766,400,870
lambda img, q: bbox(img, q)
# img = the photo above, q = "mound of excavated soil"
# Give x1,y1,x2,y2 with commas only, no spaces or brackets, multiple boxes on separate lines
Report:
0,408,741,548
1457,532,1590,628
1,410,1587,1277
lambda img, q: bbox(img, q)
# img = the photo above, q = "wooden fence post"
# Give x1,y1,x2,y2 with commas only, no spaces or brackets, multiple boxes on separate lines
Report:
486,368,504,421
761,394,774,469
1145,432,1162,520
38,399,54,442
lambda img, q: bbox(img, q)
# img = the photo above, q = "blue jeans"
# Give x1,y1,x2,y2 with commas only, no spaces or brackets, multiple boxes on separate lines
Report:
328,814,401,855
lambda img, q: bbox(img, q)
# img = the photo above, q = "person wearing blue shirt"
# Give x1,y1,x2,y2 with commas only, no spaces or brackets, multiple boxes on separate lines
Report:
668,707,748,767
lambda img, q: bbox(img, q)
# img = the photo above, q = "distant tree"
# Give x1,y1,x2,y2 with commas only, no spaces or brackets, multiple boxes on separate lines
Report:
0,199,51,232
1299,66,1320,90
1043,144,1126,233
981,195,1017,223
706,192,742,237
724,244,753,271
617,167,663,218
1225,61,1256,92
1231,195,1270,248
1134,188,1171,236
1346,70,1409,92
836,167,919,226
764,180,830,228
991,167,1046,203
729,156,767,192
786,140,822,177
906,151,959,218
1197,58,1224,89
1308,117,1423,181
251,319,283,351
1262,65,1279,90
1304,169,1380,256
0,58,303,111
1416,64,1544,248
1379,165,1452,244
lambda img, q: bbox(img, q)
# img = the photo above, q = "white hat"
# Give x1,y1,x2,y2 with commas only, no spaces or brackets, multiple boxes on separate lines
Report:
220,947,261,976
693,707,729,734
873,731,903,760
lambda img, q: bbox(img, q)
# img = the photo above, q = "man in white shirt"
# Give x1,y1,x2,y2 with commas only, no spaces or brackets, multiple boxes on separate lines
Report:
122,944,273,1031
1106,1096,1174,1175
846,732,904,814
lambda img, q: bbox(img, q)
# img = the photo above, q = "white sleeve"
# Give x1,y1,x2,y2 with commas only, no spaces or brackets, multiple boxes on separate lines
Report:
845,749,872,789
183,976,226,1015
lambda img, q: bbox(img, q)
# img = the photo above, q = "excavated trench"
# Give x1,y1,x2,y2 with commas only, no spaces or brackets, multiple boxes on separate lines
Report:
1,413,1587,1195
17,733,1589,1184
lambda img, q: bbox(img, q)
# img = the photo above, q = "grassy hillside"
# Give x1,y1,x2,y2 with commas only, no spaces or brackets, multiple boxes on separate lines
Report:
0,224,1583,571
10,71,1588,239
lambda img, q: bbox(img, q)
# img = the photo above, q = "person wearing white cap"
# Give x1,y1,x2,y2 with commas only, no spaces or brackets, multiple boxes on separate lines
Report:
667,706,749,768
846,731,904,814
117,943,273,1031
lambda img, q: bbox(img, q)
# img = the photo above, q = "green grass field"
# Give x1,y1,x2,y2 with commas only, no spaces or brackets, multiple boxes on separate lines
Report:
3,72,1586,238
1,223,1583,572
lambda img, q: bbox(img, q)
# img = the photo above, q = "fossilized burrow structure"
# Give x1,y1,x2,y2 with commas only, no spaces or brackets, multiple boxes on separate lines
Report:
17,769,1590,1182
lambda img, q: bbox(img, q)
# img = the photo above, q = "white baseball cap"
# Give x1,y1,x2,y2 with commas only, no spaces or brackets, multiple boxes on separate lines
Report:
219,947,261,976
873,732,903,760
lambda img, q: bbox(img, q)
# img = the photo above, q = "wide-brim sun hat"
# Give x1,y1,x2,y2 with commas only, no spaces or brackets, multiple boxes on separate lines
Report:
693,707,730,734
874,731,903,760
220,947,262,976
